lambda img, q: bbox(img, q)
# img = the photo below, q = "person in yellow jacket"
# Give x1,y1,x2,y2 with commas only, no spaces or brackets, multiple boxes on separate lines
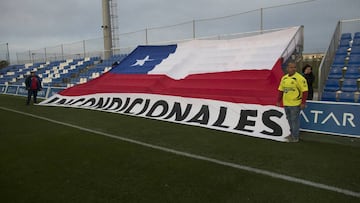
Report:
277,61,308,142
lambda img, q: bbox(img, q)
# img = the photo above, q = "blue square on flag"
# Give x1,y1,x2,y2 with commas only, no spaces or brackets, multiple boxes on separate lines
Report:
112,45,177,74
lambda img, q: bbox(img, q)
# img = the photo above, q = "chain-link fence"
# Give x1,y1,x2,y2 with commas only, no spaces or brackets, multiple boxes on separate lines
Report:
16,37,104,65
12,0,357,65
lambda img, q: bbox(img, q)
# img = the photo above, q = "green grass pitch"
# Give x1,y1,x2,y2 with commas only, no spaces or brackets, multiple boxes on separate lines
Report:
0,94,359,202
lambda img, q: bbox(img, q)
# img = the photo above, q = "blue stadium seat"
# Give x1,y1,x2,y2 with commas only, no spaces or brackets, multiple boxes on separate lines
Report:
324,79,341,91
338,92,355,103
344,67,360,79
341,79,358,92
335,47,349,56
339,40,350,48
347,65,360,69
321,91,337,102
332,55,346,66
354,32,360,39
0,78,9,84
352,38,360,47
328,66,344,79
341,33,352,41
348,55,360,65
350,46,360,55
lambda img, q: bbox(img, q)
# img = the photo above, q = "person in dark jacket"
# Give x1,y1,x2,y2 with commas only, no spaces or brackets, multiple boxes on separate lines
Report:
25,71,42,105
302,64,315,100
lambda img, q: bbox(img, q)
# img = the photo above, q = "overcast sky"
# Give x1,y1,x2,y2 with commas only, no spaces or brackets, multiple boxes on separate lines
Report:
0,0,359,63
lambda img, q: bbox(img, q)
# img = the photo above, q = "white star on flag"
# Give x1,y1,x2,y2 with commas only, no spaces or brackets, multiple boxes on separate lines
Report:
131,55,154,66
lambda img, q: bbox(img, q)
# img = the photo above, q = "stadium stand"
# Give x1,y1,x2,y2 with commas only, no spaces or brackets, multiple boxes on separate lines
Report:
321,32,360,103
0,54,127,88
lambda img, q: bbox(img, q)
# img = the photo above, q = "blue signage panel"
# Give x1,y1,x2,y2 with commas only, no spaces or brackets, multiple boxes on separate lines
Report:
37,88,47,98
48,87,65,97
5,86,18,94
14,86,47,98
301,101,360,137
0,85,6,93
17,86,28,96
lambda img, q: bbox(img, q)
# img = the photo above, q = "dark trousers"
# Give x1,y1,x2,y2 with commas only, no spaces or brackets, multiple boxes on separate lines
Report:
307,88,314,100
27,90,38,104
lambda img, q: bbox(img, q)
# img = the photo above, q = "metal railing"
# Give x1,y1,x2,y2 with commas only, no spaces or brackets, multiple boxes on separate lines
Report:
281,26,304,62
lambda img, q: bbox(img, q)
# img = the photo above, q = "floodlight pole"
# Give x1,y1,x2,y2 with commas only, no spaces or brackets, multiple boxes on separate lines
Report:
260,8,263,34
44,48,47,62
6,43,10,63
193,20,196,39
146,28,148,45
102,0,113,60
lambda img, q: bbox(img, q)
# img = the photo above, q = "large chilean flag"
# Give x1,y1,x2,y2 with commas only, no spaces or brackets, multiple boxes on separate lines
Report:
40,27,301,142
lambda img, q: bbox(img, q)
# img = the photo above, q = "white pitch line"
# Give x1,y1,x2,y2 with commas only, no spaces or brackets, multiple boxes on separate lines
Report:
1,106,359,198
